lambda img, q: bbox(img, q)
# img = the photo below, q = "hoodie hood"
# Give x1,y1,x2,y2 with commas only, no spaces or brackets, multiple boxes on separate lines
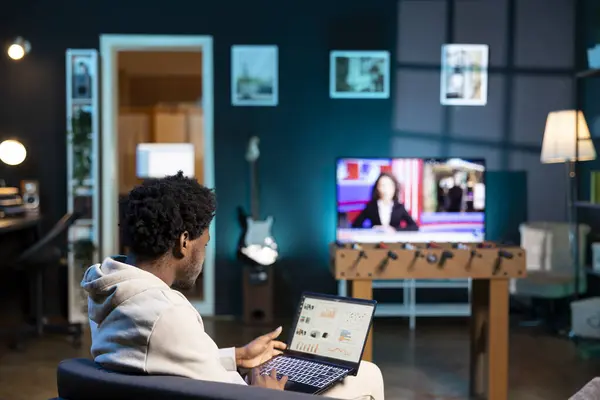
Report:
81,256,169,324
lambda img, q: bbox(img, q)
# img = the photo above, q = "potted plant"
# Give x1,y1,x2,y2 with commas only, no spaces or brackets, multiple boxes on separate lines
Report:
68,109,93,188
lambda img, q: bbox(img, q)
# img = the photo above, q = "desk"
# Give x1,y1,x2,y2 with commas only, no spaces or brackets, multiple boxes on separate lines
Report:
0,214,42,323
0,215,42,234
332,243,526,400
0,215,41,262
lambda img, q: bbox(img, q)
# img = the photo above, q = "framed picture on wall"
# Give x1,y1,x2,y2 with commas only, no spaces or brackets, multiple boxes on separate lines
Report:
329,51,390,99
440,44,489,106
231,45,278,106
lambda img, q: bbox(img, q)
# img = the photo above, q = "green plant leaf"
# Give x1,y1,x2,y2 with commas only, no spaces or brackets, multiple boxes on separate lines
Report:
68,110,93,187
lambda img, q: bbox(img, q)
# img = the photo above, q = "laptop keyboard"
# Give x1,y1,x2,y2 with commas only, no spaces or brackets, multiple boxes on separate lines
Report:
259,356,349,388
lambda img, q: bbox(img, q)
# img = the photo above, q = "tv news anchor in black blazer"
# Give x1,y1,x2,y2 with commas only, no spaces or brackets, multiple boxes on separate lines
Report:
351,172,419,232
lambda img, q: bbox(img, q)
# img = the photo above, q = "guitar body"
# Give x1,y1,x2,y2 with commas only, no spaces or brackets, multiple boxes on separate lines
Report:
241,216,278,266
239,137,279,266
244,216,274,247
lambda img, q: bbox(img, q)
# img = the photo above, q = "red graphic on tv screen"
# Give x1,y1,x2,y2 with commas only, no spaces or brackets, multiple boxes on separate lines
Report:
346,162,359,180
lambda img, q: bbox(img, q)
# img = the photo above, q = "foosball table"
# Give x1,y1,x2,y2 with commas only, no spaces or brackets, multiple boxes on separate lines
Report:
331,241,526,400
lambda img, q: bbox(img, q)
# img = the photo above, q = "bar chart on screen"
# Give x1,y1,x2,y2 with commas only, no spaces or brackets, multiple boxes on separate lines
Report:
295,341,319,354
320,307,337,319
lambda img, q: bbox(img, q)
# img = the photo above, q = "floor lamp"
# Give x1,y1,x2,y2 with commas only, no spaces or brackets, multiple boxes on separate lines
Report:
540,110,596,300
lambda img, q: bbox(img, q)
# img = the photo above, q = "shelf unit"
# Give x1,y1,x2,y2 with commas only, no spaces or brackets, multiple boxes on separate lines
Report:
66,49,100,324
337,278,471,330
570,69,600,301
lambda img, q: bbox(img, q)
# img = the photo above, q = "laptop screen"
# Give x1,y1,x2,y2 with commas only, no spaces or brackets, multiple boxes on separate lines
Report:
289,294,375,364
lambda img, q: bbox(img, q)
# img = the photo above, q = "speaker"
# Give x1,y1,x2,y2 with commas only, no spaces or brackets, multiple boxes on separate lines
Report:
21,180,40,212
243,265,274,325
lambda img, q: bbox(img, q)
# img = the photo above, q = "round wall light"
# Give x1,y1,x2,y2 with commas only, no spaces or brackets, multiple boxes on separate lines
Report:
0,140,27,166
7,37,31,61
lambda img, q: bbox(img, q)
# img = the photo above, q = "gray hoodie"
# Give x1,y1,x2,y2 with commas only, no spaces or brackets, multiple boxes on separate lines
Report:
81,256,246,384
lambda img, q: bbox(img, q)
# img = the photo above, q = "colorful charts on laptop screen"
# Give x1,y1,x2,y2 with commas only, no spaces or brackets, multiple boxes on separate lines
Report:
290,296,374,363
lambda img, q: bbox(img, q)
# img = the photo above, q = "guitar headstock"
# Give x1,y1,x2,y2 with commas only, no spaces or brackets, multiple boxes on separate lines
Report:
245,136,260,163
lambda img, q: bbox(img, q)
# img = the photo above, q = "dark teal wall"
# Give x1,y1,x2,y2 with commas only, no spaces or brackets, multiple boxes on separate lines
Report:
0,0,397,315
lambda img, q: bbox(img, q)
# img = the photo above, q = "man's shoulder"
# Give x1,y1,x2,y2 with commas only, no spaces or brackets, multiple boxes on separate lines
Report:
128,287,197,319
147,286,192,306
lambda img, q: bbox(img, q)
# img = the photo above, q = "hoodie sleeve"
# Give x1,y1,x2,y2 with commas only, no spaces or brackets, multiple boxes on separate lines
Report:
218,347,238,371
145,305,246,385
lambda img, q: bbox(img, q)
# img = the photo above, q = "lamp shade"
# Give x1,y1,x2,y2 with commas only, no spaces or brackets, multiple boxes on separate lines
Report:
540,110,597,164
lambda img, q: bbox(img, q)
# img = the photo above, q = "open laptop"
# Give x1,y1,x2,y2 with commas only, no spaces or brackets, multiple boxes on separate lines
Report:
258,292,377,394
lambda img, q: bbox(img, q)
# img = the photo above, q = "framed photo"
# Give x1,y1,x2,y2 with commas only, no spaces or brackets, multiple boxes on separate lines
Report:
231,45,278,106
440,44,489,106
330,51,390,99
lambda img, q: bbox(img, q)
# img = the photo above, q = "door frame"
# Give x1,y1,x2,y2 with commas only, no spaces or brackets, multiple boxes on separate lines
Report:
99,34,215,316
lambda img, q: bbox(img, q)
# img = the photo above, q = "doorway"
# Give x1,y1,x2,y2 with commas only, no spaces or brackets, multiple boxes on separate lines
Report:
100,35,215,315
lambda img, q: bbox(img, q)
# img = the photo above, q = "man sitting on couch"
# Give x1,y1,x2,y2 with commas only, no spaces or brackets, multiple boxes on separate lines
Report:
82,171,384,399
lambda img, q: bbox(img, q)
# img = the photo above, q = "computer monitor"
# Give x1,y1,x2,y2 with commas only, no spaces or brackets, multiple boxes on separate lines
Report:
336,158,486,243
136,143,195,179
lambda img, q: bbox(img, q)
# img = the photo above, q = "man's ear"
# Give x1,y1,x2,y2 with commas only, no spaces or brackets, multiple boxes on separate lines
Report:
175,231,189,258
181,231,189,248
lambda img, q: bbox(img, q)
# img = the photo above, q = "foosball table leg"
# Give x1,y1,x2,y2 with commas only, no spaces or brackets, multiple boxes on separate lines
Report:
352,280,373,362
469,279,509,400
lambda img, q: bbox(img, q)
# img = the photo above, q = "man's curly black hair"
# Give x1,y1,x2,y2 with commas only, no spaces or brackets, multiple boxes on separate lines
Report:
119,171,216,261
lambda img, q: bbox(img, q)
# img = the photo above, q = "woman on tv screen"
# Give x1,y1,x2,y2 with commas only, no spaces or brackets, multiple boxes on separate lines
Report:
351,172,419,232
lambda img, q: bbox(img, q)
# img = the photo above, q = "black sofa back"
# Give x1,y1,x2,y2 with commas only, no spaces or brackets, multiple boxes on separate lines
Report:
55,358,323,400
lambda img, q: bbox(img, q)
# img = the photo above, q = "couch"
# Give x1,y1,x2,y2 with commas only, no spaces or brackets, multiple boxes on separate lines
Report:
52,358,335,400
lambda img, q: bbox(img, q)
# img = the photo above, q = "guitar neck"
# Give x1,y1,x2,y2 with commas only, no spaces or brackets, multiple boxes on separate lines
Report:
250,161,260,220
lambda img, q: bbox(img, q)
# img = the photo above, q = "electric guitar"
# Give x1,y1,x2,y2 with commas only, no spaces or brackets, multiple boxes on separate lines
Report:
239,136,278,266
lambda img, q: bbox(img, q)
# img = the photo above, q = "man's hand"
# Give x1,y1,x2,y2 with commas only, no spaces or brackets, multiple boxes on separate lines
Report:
250,368,288,391
235,326,287,369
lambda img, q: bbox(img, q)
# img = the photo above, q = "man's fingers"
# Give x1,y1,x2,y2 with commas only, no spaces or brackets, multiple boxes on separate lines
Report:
258,326,283,343
267,326,283,339
272,350,284,357
251,368,260,382
270,368,278,379
280,375,289,385
272,340,287,350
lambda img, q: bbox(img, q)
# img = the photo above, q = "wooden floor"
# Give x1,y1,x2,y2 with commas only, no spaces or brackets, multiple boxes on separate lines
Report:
0,318,598,400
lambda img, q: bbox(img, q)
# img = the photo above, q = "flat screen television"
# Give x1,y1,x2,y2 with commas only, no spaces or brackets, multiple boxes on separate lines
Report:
336,158,486,243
